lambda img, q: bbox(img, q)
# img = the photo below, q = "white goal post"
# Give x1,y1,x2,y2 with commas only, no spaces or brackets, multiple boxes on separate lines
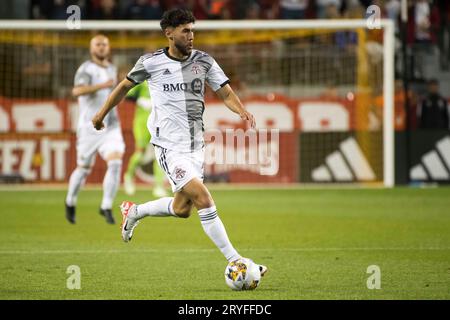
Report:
0,19,395,187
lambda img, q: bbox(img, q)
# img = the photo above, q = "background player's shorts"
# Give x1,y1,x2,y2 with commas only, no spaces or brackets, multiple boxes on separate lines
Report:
154,145,204,193
76,126,125,167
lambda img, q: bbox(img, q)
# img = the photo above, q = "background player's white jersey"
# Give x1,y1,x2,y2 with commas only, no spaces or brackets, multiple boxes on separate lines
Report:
126,48,229,152
74,60,119,132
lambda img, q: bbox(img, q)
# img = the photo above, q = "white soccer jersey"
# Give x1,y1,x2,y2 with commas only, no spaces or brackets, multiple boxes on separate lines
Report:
74,60,119,132
126,48,229,152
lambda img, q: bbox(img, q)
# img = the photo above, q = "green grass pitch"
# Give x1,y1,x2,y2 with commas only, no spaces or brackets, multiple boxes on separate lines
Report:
0,186,449,300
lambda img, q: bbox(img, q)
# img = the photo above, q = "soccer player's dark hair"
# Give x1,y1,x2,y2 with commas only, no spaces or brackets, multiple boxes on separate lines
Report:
160,8,196,31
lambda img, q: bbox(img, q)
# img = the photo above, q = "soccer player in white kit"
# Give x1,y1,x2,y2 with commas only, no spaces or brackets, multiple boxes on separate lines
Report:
92,9,267,275
65,35,125,225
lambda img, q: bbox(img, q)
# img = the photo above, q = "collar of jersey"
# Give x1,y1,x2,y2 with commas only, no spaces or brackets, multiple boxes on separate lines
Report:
164,47,192,62
90,59,110,68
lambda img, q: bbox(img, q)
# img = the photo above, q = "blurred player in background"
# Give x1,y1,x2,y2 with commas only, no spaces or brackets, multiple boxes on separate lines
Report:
123,81,168,197
65,34,124,225
92,9,267,274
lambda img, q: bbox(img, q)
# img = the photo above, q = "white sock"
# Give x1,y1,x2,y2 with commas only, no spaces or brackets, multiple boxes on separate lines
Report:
198,206,241,262
135,197,176,219
101,159,122,210
66,167,90,206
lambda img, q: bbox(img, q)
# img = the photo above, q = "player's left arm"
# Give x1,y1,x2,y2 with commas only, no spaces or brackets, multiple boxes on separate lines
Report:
216,84,255,128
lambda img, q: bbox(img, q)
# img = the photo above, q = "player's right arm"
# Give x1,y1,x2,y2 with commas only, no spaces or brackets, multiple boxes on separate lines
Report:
92,78,135,130
72,62,114,98
93,55,149,130
72,79,114,98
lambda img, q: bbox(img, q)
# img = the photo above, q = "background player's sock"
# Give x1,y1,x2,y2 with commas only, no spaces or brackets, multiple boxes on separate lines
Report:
66,167,90,206
101,159,122,210
125,151,143,178
198,206,241,262
135,197,176,219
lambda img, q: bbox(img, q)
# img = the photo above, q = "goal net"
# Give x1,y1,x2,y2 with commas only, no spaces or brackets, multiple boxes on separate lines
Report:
0,20,394,187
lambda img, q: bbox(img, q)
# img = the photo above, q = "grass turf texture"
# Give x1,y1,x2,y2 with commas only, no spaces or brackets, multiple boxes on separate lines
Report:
0,186,449,300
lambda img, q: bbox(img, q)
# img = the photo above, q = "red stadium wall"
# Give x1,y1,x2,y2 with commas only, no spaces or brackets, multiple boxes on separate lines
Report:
0,94,395,183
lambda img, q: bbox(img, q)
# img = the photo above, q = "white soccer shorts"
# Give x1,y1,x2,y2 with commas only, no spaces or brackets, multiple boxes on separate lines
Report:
154,145,205,193
76,126,125,167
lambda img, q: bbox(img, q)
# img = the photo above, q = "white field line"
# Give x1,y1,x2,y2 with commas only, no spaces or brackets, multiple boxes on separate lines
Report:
0,247,449,255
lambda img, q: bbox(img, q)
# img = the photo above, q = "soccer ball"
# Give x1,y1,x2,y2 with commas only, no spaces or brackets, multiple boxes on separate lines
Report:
224,258,261,291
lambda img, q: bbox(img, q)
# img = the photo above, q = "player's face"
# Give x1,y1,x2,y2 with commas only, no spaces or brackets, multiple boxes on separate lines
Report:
171,23,194,56
90,36,110,61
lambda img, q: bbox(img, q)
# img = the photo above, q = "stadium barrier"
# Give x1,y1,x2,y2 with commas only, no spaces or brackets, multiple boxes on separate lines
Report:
1,93,406,184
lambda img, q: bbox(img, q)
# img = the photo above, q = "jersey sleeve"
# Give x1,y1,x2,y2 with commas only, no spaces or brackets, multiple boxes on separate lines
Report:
127,56,150,85
74,64,91,86
206,58,230,92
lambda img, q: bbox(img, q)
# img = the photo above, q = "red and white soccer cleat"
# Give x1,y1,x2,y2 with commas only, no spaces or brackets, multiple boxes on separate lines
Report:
120,201,140,242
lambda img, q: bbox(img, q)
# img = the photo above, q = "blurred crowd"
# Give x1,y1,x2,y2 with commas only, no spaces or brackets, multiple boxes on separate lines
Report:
2,1,449,67
0,1,444,24
2,1,449,58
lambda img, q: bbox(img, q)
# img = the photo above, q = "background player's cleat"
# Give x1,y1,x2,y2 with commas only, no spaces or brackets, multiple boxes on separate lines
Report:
120,201,140,242
99,208,116,224
258,264,268,277
65,203,76,224
123,174,136,195
152,186,168,198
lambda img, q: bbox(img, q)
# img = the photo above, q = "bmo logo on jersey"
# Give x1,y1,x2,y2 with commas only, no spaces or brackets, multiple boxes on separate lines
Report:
163,78,203,94
163,83,188,92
